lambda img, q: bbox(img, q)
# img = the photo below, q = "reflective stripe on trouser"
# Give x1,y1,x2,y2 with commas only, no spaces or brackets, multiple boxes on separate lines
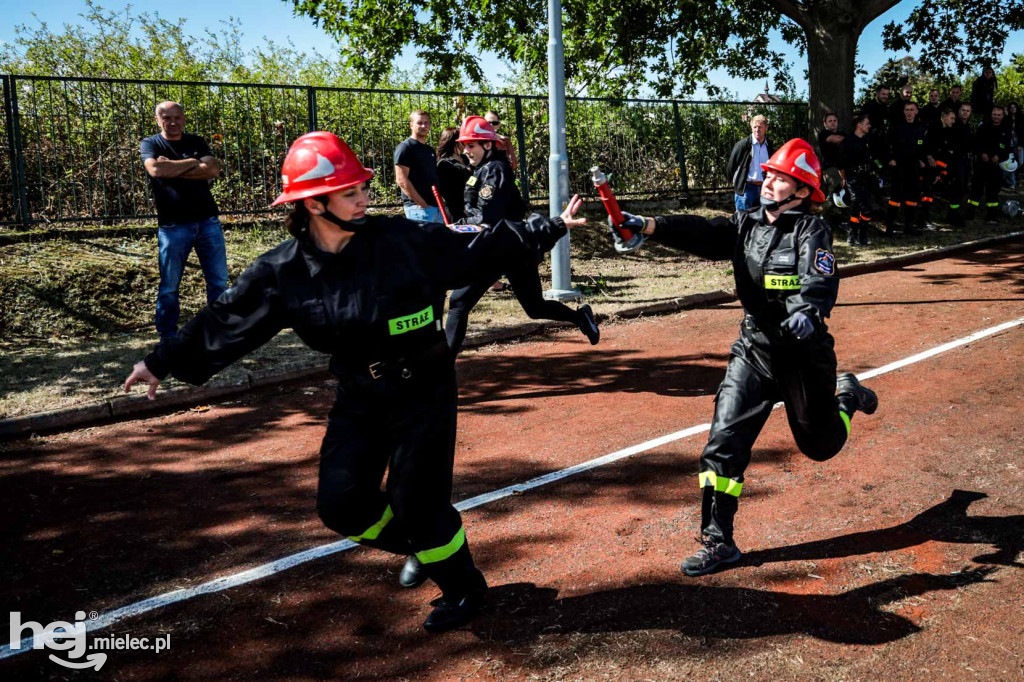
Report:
316,363,481,593
699,470,743,496
698,328,850,545
416,525,466,564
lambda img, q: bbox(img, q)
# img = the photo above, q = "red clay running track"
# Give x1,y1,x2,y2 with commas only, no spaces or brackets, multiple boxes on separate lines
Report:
2,243,1023,680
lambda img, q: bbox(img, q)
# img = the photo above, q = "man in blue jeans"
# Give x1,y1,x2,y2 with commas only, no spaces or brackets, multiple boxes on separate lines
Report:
141,101,228,342
725,115,774,211
394,110,443,222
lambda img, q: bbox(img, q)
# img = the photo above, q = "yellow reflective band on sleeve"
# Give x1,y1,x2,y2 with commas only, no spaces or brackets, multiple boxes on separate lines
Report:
347,505,393,542
698,471,743,497
415,526,467,564
968,199,980,206
839,411,851,436
388,305,434,335
764,274,801,290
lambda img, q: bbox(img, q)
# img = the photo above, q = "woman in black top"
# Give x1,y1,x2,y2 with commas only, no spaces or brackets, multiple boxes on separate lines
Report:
124,131,584,633
435,126,471,220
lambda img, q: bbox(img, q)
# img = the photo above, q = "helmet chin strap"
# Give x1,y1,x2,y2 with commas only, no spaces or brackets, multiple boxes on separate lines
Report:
759,194,798,212
312,196,368,232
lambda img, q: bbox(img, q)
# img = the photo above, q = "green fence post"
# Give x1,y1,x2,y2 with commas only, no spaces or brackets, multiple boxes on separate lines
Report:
672,101,689,192
513,95,530,203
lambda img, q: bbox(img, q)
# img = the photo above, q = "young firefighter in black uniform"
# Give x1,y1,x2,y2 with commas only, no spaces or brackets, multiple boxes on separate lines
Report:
886,101,929,234
925,108,967,226
968,105,1012,223
124,131,585,632
607,139,879,576
444,116,599,353
837,113,878,246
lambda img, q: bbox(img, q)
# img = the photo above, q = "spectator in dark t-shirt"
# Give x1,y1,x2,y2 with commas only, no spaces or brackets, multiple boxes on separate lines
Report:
394,110,442,223
140,101,227,342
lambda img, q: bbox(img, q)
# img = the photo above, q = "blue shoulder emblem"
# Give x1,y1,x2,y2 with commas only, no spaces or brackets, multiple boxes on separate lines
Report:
450,224,484,233
814,248,836,275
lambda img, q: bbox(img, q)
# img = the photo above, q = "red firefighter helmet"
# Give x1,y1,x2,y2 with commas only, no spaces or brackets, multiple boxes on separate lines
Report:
761,138,826,203
271,131,374,206
457,115,501,143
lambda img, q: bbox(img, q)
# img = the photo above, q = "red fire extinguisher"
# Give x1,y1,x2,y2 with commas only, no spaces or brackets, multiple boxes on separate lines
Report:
591,166,644,253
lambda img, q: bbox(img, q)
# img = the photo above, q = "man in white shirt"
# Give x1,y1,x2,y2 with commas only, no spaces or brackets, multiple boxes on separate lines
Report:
726,115,774,211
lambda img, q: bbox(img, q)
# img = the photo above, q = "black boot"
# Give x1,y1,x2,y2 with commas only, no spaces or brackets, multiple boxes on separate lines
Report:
858,224,871,246
399,556,427,588
846,221,858,246
836,372,878,415
903,205,920,234
422,573,487,632
946,206,965,227
577,304,600,345
886,204,900,234
422,544,488,633
985,205,1000,224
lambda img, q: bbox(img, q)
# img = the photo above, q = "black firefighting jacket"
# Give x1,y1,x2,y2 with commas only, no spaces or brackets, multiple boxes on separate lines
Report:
925,123,963,166
144,214,566,385
888,119,928,164
972,122,1011,160
462,149,527,225
651,207,839,340
838,133,877,179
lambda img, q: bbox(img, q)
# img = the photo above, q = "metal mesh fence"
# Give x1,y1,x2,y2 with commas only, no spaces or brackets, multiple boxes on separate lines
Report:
0,74,808,229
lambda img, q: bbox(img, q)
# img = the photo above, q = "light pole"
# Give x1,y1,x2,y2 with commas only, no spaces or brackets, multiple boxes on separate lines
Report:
544,0,579,301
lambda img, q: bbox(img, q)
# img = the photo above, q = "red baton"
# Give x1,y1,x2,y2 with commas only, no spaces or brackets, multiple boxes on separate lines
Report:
591,166,635,241
431,185,451,226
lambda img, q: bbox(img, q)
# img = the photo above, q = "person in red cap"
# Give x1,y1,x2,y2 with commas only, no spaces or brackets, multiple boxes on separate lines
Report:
124,131,587,632
444,115,600,352
607,138,879,576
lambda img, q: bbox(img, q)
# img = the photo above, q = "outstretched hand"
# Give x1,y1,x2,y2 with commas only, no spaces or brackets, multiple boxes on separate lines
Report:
124,360,161,400
559,194,587,230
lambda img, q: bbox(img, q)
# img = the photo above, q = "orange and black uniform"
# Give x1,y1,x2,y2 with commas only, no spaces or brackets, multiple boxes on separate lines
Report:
144,212,567,595
646,206,858,547
837,133,878,241
886,116,929,232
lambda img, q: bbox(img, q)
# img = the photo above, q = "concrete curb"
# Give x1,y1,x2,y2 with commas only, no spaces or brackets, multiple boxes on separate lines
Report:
2,230,1021,440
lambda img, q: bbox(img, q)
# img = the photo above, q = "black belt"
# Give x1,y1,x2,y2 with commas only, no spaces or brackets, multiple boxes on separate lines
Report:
339,340,452,381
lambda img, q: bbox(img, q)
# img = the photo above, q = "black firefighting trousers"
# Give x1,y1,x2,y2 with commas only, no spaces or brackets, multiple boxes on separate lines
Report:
445,258,583,353
698,318,858,547
316,356,484,596
969,159,1002,214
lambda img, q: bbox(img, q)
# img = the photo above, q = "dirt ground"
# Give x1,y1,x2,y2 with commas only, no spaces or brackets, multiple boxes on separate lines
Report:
2,198,1021,419
2,243,1022,680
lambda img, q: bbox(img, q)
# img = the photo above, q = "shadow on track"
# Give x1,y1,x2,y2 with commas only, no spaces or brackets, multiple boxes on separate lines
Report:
743,489,1024,569
472,567,997,646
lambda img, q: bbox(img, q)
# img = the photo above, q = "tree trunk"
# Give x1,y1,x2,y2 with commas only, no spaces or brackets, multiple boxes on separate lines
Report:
769,0,899,143
805,23,858,139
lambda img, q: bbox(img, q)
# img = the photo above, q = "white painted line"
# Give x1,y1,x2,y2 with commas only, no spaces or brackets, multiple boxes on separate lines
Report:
3,315,1022,660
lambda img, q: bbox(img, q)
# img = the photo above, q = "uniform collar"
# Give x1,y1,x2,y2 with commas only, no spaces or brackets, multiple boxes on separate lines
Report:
297,230,365,277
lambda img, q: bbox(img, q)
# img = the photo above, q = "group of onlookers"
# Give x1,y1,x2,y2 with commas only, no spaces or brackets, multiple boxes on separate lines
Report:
726,68,1022,248
821,68,1022,245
